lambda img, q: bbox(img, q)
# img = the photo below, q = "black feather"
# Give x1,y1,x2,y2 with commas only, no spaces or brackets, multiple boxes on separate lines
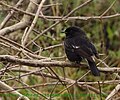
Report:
87,60,100,76
64,26,100,76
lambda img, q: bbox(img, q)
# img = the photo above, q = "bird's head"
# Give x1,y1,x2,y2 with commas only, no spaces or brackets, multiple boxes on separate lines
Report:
63,26,85,38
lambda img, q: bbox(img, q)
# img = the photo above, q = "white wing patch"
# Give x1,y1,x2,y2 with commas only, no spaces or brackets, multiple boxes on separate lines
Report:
91,56,95,61
72,45,80,49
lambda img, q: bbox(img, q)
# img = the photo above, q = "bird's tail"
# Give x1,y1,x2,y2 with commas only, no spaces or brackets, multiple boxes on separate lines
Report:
87,60,100,76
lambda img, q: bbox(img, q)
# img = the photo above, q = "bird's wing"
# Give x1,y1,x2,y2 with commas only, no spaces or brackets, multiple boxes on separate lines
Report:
73,46,94,62
81,36,99,58
71,36,95,62
88,42,99,58
64,36,97,62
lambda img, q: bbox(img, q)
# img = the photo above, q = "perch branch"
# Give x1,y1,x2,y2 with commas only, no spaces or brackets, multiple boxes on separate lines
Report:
0,55,120,73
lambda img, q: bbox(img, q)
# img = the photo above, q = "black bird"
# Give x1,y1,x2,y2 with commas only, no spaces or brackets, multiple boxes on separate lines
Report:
63,26,100,76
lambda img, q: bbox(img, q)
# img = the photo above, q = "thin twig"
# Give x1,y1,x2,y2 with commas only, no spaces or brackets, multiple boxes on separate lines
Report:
0,81,29,100
0,0,24,29
100,0,117,17
22,0,46,46
1,1,120,21
3,68,120,85
105,84,120,100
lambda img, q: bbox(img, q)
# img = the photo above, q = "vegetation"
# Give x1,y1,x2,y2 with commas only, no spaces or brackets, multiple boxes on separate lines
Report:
0,0,120,100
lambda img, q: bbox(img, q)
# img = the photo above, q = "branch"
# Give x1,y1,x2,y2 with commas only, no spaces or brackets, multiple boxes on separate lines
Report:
0,55,84,68
0,0,24,29
105,84,120,100
0,55,120,73
0,35,47,59
22,0,46,46
0,81,29,100
1,1,120,21
0,0,39,35
4,68,120,85
100,0,117,17
1,68,107,96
